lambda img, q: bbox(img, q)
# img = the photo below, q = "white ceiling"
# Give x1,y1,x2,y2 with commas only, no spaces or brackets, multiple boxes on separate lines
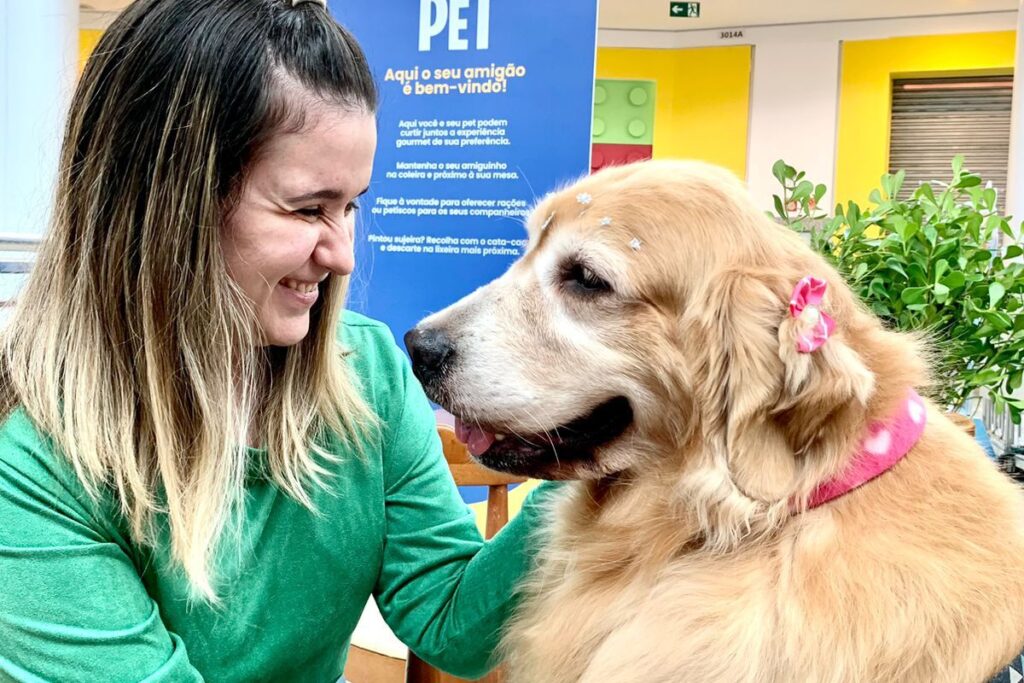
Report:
80,0,1018,31
599,0,1016,31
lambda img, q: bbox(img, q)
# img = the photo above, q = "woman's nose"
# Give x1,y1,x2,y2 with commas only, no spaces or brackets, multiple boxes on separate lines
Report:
312,220,355,276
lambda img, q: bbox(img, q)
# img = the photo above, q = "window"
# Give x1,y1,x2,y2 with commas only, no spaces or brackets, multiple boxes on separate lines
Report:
889,75,1012,211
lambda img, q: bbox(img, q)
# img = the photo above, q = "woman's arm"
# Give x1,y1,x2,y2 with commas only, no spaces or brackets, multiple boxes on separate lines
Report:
367,328,559,679
0,411,204,683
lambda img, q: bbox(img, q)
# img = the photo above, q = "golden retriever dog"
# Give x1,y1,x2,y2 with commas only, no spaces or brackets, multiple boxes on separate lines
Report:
404,160,1024,682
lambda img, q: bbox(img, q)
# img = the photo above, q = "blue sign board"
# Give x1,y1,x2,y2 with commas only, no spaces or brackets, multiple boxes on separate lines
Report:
330,0,599,345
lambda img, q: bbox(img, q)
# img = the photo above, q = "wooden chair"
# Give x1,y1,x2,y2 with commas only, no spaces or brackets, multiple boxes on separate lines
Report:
345,426,527,683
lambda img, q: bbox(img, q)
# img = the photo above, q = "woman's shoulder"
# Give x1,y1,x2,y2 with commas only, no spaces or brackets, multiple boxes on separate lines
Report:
339,310,415,418
339,310,406,376
340,309,394,344
0,409,115,544
0,408,72,485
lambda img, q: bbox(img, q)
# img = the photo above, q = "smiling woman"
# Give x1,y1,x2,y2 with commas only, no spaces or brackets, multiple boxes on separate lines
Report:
223,101,376,346
0,1,559,681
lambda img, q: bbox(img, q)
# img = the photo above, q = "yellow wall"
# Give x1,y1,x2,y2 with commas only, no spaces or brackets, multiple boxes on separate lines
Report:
836,31,1015,207
79,29,104,72
596,46,752,178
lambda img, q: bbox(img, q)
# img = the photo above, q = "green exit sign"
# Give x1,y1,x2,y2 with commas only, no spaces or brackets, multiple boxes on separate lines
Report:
670,2,700,17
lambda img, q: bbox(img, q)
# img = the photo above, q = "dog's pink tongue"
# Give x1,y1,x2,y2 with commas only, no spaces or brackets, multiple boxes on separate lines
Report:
455,418,495,457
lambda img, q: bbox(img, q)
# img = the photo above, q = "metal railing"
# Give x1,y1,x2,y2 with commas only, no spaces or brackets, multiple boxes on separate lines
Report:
0,233,43,253
979,394,1024,469
0,233,41,307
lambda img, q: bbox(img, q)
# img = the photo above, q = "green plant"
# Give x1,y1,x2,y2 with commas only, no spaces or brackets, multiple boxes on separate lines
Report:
771,157,1024,422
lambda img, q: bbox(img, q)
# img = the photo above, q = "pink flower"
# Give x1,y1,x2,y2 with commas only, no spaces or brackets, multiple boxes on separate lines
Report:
789,276,835,353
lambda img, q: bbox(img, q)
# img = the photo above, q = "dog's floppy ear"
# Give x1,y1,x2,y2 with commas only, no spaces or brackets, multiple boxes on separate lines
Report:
773,274,875,454
688,266,874,539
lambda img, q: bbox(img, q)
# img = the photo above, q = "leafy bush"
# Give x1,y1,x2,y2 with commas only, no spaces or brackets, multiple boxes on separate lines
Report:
771,157,1024,422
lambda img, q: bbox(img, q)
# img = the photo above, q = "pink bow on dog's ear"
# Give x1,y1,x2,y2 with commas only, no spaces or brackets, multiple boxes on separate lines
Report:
789,276,835,353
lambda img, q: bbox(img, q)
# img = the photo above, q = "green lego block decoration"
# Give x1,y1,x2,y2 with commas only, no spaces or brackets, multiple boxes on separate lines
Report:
592,79,656,146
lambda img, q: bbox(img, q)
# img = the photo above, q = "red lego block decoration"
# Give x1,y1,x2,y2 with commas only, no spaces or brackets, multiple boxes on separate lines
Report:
591,143,654,173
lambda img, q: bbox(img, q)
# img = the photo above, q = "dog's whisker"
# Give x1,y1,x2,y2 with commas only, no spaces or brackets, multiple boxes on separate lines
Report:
522,406,562,466
504,406,564,466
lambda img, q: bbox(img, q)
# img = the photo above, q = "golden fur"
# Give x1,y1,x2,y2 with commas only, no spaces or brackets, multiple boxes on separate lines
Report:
416,160,1024,682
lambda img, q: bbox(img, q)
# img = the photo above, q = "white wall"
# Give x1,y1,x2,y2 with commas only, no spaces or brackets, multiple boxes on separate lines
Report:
746,40,840,213
0,0,79,238
1007,0,1024,221
598,11,1017,50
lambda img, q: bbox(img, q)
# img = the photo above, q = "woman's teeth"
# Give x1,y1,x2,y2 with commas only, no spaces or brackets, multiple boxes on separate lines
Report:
282,279,318,294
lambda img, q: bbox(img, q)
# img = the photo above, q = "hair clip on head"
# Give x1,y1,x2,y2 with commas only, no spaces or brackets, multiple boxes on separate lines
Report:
789,276,835,353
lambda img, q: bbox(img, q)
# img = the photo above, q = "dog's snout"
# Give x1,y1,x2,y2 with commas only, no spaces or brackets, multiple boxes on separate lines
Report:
404,326,455,383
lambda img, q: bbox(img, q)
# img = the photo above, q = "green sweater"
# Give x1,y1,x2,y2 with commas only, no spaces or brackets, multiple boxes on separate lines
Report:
0,312,554,682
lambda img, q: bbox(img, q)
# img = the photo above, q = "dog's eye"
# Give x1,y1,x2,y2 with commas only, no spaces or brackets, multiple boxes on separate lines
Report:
562,262,612,294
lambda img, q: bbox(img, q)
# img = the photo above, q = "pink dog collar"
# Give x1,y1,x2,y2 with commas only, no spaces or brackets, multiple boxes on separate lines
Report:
806,389,926,509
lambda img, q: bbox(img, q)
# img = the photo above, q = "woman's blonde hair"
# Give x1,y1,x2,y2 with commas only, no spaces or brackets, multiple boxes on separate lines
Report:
0,0,379,601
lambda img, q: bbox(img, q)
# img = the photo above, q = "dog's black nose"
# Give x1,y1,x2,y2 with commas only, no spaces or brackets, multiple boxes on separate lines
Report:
404,326,455,382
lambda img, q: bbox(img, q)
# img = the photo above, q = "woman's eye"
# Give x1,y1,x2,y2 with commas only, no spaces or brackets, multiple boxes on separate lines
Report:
295,199,360,220
563,262,611,294
295,206,323,219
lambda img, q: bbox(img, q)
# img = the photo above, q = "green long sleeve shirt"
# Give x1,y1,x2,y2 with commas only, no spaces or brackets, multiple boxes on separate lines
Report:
0,312,554,682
